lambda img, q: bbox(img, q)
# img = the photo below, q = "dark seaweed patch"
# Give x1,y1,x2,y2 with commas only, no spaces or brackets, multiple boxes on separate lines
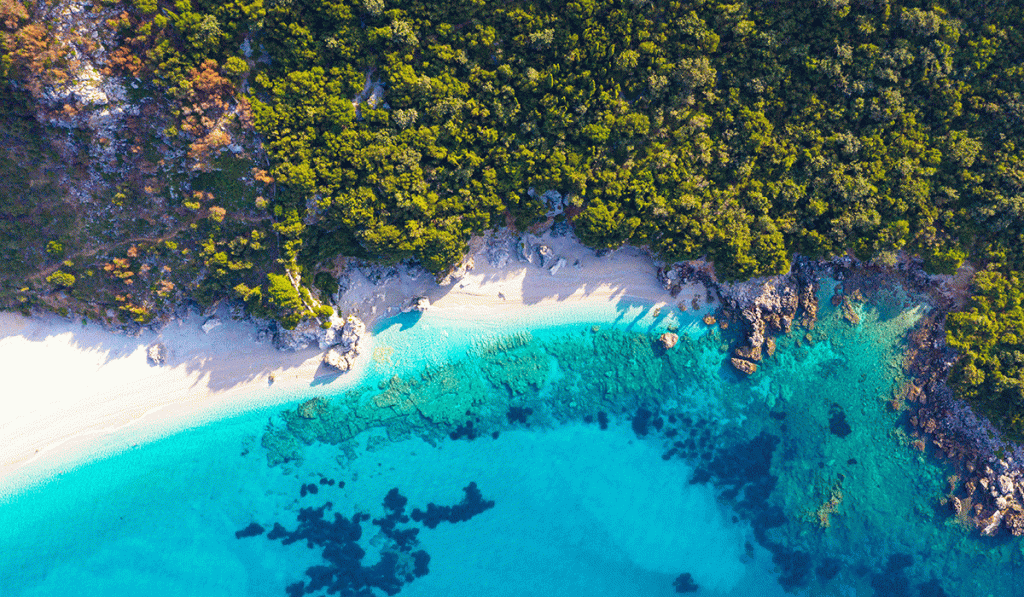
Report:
410,482,496,529
506,406,534,425
449,420,478,440
234,523,265,539
246,482,494,596
597,411,609,430
673,572,699,593
632,407,653,437
816,557,842,581
871,553,914,597
918,578,950,597
829,404,852,438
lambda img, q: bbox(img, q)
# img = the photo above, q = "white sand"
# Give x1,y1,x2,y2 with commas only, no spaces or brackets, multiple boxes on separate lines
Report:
0,232,706,487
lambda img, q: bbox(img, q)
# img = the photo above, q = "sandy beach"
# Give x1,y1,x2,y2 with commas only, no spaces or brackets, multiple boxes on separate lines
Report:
0,231,705,488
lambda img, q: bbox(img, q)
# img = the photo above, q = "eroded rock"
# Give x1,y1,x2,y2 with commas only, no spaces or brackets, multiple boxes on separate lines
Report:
730,358,757,375
659,332,678,349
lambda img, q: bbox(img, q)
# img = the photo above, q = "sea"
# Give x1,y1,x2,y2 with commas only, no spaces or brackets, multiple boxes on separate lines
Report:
1,280,1022,597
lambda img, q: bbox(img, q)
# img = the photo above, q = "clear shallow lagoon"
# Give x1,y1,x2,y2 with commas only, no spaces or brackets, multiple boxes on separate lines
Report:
2,286,1024,596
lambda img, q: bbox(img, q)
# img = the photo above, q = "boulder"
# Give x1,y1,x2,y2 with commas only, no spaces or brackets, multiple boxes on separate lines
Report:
322,316,366,372
703,314,717,326
734,344,763,362
146,342,167,366
537,244,555,268
979,509,1003,536
201,317,221,334
999,475,1015,496
549,257,566,275
517,237,534,264
403,296,430,313
659,332,678,349
1005,510,1024,536
324,345,357,372
730,358,758,375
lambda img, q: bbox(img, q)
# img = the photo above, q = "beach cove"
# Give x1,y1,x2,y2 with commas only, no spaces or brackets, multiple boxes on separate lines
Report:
2,238,1023,597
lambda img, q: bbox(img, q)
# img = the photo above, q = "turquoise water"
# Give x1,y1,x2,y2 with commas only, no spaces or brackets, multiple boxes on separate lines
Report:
2,285,1023,596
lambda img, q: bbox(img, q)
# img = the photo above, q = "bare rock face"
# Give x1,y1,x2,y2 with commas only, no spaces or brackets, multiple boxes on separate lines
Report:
659,332,678,349
1004,509,1024,536
979,509,1004,536
730,358,758,375
324,345,357,372
275,319,323,351
146,343,167,366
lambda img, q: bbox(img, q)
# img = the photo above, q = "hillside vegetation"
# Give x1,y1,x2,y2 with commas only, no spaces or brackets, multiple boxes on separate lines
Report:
1,1,1023,430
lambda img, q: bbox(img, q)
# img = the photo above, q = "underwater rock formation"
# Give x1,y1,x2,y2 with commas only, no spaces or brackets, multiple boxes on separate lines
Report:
659,332,678,349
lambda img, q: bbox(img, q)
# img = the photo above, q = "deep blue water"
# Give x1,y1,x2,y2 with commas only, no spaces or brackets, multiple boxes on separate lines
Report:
1,285,1023,596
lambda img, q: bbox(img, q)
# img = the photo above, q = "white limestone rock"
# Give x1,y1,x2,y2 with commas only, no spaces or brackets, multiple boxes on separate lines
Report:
146,342,167,366
201,317,222,334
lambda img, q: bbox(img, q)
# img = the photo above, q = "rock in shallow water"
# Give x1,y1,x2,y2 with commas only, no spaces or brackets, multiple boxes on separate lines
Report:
730,357,757,375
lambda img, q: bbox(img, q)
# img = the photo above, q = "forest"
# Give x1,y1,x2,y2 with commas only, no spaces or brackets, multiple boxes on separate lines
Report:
1,1,1023,432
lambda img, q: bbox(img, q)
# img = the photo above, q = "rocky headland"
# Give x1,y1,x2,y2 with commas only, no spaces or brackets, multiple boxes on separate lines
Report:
663,255,1024,537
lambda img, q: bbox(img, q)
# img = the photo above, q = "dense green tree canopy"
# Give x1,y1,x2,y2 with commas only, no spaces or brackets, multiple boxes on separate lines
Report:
947,269,1024,439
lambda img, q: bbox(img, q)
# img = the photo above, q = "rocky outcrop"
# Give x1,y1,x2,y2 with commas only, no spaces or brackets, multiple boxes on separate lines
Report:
322,316,366,372
146,342,167,366
403,296,430,313
201,317,222,334
734,345,762,362
730,358,757,375
537,244,555,268
659,332,678,349
274,314,365,352
661,259,819,363
840,297,860,325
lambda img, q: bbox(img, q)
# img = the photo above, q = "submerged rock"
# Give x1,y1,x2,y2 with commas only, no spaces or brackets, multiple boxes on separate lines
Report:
659,332,679,349
841,297,860,325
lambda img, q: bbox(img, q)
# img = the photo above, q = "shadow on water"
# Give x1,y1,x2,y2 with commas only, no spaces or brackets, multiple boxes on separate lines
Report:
373,310,424,334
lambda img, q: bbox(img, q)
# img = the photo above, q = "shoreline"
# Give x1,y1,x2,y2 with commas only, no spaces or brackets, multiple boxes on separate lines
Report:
0,231,705,491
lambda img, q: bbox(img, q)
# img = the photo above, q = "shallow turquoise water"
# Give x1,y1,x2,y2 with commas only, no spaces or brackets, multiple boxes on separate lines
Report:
2,286,1023,596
